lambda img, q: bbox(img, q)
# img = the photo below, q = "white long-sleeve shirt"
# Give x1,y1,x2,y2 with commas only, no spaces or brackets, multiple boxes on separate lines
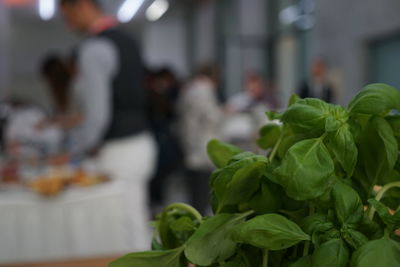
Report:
69,37,118,155
178,76,222,170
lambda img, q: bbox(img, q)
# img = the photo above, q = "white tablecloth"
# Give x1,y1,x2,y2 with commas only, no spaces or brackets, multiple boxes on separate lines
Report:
0,180,151,264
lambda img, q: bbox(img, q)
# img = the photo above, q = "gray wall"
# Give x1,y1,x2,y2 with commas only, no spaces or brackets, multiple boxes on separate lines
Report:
142,3,189,78
312,0,400,104
0,4,77,108
222,0,269,96
192,0,216,67
7,15,77,108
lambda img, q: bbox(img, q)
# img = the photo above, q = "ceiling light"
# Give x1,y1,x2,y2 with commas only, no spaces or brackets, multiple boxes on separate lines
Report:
117,0,145,23
145,0,169,22
38,0,55,20
279,5,300,25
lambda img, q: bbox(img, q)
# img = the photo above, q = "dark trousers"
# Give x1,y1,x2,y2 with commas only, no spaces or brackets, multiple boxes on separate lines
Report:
185,169,211,215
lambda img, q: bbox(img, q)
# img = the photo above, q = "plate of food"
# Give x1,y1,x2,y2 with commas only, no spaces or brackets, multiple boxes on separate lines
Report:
27,168,110,197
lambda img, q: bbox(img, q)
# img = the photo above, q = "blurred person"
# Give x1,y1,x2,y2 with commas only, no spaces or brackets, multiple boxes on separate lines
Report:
59,0,156,248
3,55,72,177
146,68,183,213
178,65,222,214
226,71,279,113
41,54,71,115
4,99,63,160
38,53,83,130
0,101,11,153
223,72,279,151
298,58,334,102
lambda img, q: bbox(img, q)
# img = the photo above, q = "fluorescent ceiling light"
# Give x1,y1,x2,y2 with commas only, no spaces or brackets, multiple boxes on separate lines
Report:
38,0,55,20
279,5,300,25
146,0,169,22
117,0,145,23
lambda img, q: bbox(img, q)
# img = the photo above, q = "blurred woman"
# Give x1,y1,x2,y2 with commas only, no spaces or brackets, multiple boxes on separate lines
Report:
3,54,72,159
178,65,222,214
147,68,183,213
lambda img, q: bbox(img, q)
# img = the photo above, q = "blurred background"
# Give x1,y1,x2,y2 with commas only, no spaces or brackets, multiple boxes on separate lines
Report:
1,0,400,106
0,0,400,266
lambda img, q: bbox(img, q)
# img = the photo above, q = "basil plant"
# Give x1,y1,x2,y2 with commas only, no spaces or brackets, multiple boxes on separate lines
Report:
111,83,400,267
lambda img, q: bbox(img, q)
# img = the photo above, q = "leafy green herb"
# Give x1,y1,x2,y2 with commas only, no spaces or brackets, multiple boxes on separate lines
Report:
112,83,400,267
207,139,243,168
184,211,252,266
312,239,349,267
273,138,334,200
331,181,363,227
232,214,310,250
257,124,282,150
109,247,184,267
350,238,400,267
348,83,400,115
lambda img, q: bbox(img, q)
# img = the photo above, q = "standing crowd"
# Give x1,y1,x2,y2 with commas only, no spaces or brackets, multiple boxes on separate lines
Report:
0,0,337,252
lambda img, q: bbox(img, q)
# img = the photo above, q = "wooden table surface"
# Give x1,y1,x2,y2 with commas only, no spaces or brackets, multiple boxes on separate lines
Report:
1,256,120,267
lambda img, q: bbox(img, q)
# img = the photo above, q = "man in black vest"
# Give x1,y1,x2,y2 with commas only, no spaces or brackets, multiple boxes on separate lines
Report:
59,0,156,248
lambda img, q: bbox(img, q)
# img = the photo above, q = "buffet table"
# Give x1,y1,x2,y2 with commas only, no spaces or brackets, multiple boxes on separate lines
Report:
0,179,151,264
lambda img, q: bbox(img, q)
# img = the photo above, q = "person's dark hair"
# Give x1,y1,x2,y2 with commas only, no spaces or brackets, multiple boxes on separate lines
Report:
41,55,69,82
60,0,100,7
41,54,71,112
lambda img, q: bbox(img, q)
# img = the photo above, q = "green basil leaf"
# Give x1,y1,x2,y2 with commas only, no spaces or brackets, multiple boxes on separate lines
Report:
300,214,334,236
312,239,349,267
232,214,310,250
211,160,252,212
325,116,342,132
248,177,283,215
328,124,358,176
238,244,263,267
393,210,400,227
331,181,363,227
300,213,336,246
374,116,398,169
257,124,282,150
110,247,184,267
184,212,250,266
351,238,400,267
288,93,301,107
325,104,349,132
218,254,246,267
168,216,198,243
348,83,400,115
151,237,164,251
311,186,334,210
266,111,283,121
169,216,197,233
157,203,201,249
342,229,368,249
273,138,335,200
207,139,243,168
229,151,266,163
354,116,394,193
379,169,400,210
358,214,384,240
216,161,267,212
386,115,400,144
282,98,330,131
368,199,400,228
318,229,341,246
